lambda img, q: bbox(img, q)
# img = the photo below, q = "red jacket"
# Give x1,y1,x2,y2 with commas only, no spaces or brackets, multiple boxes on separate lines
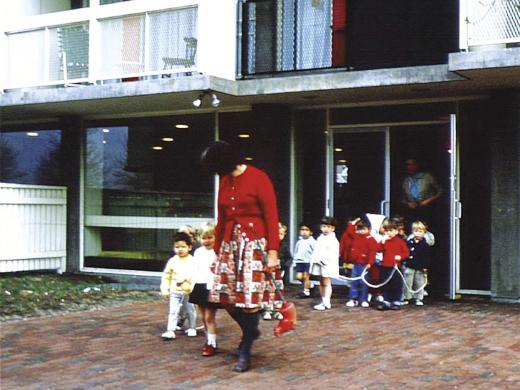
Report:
340,223,378,265
378,236,410,267
339,223,353,262
215,165,280,253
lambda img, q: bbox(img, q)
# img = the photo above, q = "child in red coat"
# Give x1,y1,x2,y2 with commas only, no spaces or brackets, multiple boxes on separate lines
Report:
376,219,410,310
344,218,379,308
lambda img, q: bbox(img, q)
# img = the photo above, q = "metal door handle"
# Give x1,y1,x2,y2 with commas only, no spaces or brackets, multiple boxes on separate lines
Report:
456,201,462,219
380,200,389,216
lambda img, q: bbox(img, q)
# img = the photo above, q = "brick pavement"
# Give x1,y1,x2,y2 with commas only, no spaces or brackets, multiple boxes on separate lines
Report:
1,286,520,390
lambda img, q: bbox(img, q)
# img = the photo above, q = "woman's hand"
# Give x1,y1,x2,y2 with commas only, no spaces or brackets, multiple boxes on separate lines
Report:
266,250,280,269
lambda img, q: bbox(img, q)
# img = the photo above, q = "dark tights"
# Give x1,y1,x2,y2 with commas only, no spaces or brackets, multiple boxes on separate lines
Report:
226,306,260,358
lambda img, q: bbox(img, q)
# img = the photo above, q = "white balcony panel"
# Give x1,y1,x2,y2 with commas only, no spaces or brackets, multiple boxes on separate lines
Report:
99,15,146,78
7,30,46,87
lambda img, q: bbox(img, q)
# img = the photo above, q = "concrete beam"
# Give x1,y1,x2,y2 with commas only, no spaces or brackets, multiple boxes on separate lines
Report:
2,65,465,108
233,65,465,96
449,47,520,71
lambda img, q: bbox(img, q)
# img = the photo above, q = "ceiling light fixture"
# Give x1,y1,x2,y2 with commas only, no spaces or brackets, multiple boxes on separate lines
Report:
192,90,220,108
26,132,39,137
152,146,163,150
175,124,189,129
162,137,174,142
238,134,250,139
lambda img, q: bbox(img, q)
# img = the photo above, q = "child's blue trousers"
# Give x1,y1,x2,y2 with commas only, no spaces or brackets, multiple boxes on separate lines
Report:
348,263,369,302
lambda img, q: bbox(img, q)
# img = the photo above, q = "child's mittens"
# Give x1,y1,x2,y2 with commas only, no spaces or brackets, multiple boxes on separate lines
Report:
181,281,192,295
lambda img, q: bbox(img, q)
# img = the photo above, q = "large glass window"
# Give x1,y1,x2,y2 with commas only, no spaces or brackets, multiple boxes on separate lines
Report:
84,114,214,271
0,129,63,186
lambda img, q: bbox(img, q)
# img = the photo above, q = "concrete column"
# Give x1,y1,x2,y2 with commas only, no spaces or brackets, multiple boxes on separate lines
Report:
251,104,291,223
61,117,83,273
489,90,520,302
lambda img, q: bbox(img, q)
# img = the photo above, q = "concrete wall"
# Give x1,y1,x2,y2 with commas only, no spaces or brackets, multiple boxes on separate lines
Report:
490,90,520,302
198,0,238,80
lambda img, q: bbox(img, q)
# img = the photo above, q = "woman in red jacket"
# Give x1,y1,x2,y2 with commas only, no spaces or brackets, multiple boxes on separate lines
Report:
200,141,281,373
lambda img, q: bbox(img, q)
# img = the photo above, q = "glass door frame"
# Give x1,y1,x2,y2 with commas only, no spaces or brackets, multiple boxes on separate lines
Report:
326,115,463,300
449,113,464,298
325,125,391,218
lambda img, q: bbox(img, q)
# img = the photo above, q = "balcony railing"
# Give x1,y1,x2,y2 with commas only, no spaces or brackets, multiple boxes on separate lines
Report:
240,0,333,75
4,6,198,89
461,0,520,50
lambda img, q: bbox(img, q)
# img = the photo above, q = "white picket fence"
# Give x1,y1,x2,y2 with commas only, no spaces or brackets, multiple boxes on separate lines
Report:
0,183,67,273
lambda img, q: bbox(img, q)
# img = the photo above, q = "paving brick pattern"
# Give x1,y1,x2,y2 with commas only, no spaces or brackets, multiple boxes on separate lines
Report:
2,287,520,389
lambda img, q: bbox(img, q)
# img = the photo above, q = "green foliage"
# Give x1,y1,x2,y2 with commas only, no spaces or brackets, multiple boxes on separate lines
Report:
0,273,158,320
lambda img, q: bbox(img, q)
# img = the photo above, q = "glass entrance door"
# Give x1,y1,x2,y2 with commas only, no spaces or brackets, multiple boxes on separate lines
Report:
328,128,389,229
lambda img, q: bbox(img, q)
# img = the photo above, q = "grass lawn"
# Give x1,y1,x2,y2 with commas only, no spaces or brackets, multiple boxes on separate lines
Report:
0,272,159,321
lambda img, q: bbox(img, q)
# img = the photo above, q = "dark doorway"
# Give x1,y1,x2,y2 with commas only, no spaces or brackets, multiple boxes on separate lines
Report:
390,124,451,295
333,130,387,231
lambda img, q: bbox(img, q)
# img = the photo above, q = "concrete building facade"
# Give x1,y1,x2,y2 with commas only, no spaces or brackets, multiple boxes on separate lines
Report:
1,0,519,302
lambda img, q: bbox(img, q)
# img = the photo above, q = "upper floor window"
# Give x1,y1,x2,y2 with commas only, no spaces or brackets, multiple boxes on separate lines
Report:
3,1,89,17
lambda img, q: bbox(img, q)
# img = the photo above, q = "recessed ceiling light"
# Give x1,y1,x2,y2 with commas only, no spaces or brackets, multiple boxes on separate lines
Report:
338,159,347,163
238,134,250,139
102,140,107,144
26,132,39,137
152,146,163,150
175,124,189,129
162,137,174,142
334,148,343,152
244,156,253,161
102,128,110,133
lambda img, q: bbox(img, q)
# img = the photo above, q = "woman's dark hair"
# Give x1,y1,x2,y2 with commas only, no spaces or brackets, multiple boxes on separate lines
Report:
200,141,243,176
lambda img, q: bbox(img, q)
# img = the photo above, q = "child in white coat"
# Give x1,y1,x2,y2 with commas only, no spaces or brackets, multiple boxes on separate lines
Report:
311,216,340,310
189,222,219,356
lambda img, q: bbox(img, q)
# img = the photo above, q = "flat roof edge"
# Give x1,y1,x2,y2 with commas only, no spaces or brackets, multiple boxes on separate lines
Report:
1,75,211,108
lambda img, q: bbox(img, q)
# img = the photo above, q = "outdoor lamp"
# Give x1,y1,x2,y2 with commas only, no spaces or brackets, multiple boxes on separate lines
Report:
210,92,220,107
192,93,204,107
192,90,220,108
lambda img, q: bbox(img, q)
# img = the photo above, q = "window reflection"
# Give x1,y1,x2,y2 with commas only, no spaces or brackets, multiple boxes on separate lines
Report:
84,115,214,271
0,129,63,186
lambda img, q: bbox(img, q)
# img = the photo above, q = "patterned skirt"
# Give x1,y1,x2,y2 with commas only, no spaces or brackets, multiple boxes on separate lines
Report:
208,226,284,309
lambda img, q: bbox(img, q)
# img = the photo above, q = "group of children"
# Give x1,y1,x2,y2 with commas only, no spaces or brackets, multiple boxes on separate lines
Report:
160,223,218,356
159,214,434,354
293,215,434,311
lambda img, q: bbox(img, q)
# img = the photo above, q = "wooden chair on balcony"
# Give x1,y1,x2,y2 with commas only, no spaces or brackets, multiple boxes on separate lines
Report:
162,37,197,77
